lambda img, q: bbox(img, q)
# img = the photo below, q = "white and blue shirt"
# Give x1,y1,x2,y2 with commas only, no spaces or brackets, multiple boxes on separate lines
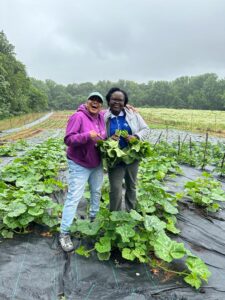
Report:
109,111,132,148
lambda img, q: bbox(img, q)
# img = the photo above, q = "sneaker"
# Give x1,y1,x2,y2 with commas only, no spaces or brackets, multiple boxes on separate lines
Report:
59,233,74,252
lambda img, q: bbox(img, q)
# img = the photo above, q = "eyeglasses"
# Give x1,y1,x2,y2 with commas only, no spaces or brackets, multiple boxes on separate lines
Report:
110,98,125,103
88,98,102,104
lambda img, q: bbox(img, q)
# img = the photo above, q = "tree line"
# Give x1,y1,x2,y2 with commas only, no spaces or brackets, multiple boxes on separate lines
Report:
1,31,225,119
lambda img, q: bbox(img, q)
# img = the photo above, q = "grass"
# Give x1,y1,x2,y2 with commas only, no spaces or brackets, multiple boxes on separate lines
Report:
138,108,225,136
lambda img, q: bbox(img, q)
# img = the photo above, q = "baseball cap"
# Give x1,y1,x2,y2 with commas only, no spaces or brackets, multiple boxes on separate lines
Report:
88,92,104,103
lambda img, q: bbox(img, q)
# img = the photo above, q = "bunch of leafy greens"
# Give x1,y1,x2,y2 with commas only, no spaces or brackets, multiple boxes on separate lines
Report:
97,130,152,168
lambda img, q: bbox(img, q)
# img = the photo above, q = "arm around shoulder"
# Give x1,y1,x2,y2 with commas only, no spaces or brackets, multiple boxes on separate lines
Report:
134,113,151,141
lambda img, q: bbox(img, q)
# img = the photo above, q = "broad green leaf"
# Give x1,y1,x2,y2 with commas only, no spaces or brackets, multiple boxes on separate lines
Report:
7,202,27,217
97,252,111,261
130,209,143,221
170,241,186,259
1,229,14,239
3,216,20,229
184,273,202,289
185,257,211,281
28,206,44,216
144,215,166,232
152,231,173,262
116,224,136,243
132,247,147,262
122,248,136,261
75,220,102,236
110,211,131,222
166,221,180,234
19,214,35,226
162,200,178,214
41,214,59,227
95,236,111,253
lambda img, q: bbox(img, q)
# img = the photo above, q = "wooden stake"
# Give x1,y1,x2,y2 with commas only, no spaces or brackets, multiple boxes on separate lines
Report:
220,152,225,177
201,132,209,170
154,131,163,148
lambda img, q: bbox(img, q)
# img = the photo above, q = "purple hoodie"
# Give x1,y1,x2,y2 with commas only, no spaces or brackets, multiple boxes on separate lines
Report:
64,104,106,168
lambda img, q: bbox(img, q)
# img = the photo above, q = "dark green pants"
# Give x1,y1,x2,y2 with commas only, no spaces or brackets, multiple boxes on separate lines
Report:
108,160,139,211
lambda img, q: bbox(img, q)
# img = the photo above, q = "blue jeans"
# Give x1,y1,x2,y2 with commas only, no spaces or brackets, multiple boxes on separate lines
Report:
60,159,103,233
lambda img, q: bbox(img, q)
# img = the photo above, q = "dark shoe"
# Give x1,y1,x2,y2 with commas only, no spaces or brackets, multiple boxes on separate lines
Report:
59,233,74,252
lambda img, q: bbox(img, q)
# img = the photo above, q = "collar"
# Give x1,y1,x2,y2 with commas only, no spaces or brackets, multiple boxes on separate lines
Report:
110,111,125,119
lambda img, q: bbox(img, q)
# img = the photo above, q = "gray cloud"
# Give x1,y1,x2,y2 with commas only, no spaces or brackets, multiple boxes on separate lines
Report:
1,0,225,84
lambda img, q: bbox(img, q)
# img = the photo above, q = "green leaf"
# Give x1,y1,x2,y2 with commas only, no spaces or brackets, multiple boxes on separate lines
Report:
132,247,147,262
3,216,20,229
152,231,173,262
130,209,143,221
166,221,180,234
185,257,211,281
75,219,102,236
41,214,59,227
144,215,166,232
116,224,136,243
95,236,111,253
1,229,14,238
122,248,136,261
75,245,90,258
19,214,35,226
170,241,186,259
7,202,27,217
28,206,44,216
162,200,178,214
184,273,202,289
110,211,132,222
97,252,111,261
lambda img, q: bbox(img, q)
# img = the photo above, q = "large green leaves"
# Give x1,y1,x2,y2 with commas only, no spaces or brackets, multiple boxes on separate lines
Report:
97,135,152,168
184,257,211,289
152,232,186,262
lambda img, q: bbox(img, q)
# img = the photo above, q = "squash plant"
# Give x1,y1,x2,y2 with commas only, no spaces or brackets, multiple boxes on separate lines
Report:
0,138,66,238
184,172,225,212
72,144,211,289
71,209,211,289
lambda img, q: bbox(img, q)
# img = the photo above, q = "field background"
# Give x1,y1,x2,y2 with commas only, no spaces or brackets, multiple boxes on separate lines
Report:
1,108,225,141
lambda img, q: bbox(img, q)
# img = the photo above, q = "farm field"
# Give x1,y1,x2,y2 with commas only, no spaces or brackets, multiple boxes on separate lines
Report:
1,108,225,140
0,110,225,298
0,112,46,131
138,108,225,136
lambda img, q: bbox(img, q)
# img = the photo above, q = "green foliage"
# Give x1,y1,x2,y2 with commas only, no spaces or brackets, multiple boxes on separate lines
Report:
72,207,211,289
0,138,66,237
184,172,225,211
0,136,214,290
154,140,225,177
0,140,28,157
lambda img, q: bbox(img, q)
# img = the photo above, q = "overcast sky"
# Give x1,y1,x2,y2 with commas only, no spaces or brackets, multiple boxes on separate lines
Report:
1,0,225,85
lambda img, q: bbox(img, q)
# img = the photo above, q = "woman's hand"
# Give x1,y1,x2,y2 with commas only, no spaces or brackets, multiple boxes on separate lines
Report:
89,130,102,140
111,134,119,141
126,135,138,142
126,104,138,112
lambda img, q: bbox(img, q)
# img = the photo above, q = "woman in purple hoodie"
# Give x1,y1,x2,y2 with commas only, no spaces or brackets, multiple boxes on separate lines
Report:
59,92,106,252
